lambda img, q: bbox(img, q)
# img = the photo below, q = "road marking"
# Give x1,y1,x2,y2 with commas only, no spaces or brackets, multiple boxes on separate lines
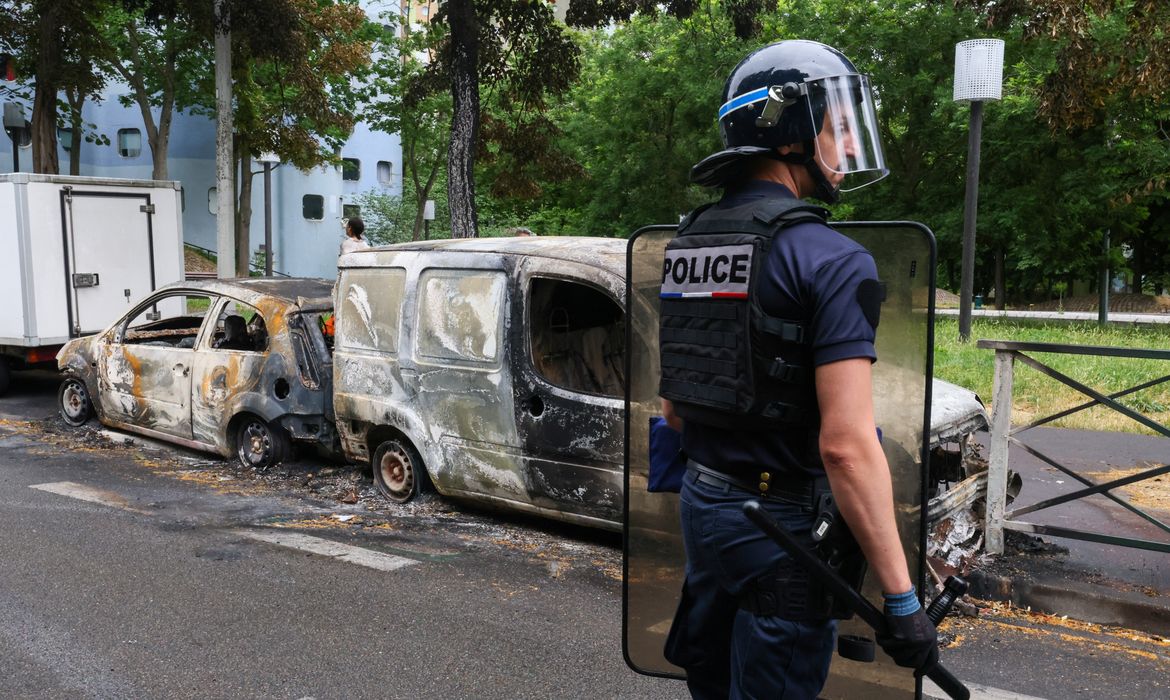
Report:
924,678,1047,700
233,529,419,572
29,481,153,515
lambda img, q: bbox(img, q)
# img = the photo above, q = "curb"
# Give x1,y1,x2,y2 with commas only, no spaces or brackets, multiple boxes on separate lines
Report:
967,569,1170,637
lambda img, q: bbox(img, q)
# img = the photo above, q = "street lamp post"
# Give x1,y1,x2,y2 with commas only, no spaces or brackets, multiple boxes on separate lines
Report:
256,152,280,277
3,102,25,172
953,39,1004,341
423,199,435,240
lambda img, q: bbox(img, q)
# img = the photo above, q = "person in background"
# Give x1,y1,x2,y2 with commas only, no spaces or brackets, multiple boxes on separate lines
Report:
340,217,370,255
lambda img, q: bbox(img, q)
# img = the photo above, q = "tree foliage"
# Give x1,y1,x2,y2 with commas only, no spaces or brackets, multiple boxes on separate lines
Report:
0,0,115,173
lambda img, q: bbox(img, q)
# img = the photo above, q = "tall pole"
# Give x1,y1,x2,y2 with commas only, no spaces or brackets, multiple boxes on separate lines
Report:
214,0,235,279
263,162,273,276
1099,230,1110,325
958,100,984,342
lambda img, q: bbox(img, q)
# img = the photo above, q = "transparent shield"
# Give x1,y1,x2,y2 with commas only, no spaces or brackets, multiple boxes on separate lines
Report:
624,226,686,678
624,222,936,699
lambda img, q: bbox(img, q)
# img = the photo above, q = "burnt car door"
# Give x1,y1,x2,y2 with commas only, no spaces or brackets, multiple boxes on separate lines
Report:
512,259,626,523
97,292,217,438
190,297,271,447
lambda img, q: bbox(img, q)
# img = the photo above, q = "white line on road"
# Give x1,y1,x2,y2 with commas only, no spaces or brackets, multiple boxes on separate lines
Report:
233,529,419,572
924,678,1048,700
29,481,153,515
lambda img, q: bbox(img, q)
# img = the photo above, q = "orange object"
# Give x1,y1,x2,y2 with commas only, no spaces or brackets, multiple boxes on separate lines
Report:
322,314,334,337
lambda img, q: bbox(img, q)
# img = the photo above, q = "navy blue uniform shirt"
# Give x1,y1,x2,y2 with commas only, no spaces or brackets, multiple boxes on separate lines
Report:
681,180,880,478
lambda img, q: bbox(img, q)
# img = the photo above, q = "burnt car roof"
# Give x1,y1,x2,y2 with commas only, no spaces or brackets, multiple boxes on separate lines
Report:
347,236,629,275
156,277,334,309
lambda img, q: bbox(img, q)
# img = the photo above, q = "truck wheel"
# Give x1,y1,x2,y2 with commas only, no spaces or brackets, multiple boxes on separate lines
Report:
0,357,10,396
236,416,289,470
58,377,93,427
372,437,430,504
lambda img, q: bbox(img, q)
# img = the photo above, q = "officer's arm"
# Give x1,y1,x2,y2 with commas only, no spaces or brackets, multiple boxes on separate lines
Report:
814,357,914,596
660,398,683,432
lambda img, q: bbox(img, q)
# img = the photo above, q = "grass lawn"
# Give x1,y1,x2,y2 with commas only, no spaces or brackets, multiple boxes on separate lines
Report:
934,317,1170,435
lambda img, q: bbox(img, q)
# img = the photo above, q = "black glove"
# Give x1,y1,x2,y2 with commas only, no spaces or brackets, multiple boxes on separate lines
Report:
876,607,939,673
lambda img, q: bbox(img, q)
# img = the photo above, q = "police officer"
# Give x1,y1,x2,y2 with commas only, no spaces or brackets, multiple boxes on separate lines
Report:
659,40,938,698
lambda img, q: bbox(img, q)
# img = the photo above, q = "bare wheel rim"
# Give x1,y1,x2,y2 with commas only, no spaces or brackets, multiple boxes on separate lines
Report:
61,380,88,420
379,444,415,499
239,421,273,467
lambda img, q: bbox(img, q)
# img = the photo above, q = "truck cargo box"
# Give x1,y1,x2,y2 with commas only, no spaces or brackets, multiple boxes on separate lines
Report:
0,174,184,390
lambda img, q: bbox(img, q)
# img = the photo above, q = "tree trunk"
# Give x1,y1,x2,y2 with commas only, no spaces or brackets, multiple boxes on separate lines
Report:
236,149,254,278
446,0,479,238
117,18,175,181
31,6,60,174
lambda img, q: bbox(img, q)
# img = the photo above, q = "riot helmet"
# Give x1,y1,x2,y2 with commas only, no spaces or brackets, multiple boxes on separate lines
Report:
691,40,888,203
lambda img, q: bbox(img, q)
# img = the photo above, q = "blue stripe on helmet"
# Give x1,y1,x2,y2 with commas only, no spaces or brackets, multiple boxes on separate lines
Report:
718,87,771,120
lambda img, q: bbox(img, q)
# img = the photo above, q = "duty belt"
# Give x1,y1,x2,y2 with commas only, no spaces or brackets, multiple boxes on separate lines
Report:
687,459,816,507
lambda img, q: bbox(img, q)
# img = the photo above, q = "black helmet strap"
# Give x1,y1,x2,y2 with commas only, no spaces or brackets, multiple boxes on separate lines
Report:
774,141,841,205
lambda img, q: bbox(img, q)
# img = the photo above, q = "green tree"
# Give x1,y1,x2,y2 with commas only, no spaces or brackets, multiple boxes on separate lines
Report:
355,16,450,242
433,0,581,237
544,11,744,236
0,0,114,174
98,0,210,180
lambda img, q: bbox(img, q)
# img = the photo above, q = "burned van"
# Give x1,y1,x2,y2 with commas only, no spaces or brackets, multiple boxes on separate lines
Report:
334,238,628,530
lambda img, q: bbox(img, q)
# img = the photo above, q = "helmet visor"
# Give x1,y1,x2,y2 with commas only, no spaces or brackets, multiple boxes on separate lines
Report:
808,74,887,191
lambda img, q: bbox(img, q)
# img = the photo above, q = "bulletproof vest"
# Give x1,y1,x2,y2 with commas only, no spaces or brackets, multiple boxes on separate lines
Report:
658,196,829,431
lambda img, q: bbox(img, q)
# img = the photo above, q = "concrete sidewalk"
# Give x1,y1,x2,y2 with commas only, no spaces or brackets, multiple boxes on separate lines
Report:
964,427,1170,635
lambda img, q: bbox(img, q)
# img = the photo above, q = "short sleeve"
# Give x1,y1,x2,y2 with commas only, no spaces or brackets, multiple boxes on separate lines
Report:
809,250,880,366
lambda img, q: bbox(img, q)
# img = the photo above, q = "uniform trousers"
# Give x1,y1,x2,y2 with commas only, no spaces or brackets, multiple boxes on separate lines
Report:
665,469,836,699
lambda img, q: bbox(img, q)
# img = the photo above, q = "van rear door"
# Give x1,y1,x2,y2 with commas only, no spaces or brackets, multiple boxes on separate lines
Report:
62,188,158,336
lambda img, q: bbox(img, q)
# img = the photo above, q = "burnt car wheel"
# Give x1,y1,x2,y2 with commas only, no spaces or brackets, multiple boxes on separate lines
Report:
236,416,289,470
58,377,93,427
372,438,430,504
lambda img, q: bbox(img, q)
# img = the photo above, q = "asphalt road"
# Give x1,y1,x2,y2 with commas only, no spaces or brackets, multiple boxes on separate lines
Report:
1,370,1167,699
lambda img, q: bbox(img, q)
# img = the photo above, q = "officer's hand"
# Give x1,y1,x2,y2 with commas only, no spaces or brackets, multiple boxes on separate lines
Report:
876,607,939,673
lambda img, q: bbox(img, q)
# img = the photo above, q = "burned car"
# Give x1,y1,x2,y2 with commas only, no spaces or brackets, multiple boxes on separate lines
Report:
334,237,989,532
56,278,335,468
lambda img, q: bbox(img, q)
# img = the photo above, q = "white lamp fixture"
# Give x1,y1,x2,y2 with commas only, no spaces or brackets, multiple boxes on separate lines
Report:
953,39,1004,103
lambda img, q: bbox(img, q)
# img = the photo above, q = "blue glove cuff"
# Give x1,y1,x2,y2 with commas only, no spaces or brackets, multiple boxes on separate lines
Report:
882,587,921,616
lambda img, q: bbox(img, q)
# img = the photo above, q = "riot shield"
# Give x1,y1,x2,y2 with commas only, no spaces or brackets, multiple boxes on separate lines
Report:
624,222,937,699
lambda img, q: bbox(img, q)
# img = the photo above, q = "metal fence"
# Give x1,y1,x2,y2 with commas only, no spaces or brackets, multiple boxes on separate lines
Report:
978,340,1170,554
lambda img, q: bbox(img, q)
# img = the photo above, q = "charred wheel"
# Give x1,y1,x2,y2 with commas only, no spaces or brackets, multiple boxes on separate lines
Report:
235,416,289,470
372,437,430,503
58,377,93,427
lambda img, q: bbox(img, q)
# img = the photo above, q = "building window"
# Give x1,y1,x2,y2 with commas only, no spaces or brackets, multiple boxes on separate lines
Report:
377,161,393,185
343,204,361,220
208,187,217,215
117,128,142,158
303,194,324,220
58,127,72,152
342,157,360,181
16,122,31,148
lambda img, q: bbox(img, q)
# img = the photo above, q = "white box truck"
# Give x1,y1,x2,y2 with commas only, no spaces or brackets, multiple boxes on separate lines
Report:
0,174,185,393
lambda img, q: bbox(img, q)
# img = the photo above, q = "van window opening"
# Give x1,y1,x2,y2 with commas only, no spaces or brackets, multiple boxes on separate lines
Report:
417,270,505,364
529,278,625,398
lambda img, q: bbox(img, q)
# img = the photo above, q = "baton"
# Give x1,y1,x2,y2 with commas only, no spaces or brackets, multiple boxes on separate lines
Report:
742,500,970,700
